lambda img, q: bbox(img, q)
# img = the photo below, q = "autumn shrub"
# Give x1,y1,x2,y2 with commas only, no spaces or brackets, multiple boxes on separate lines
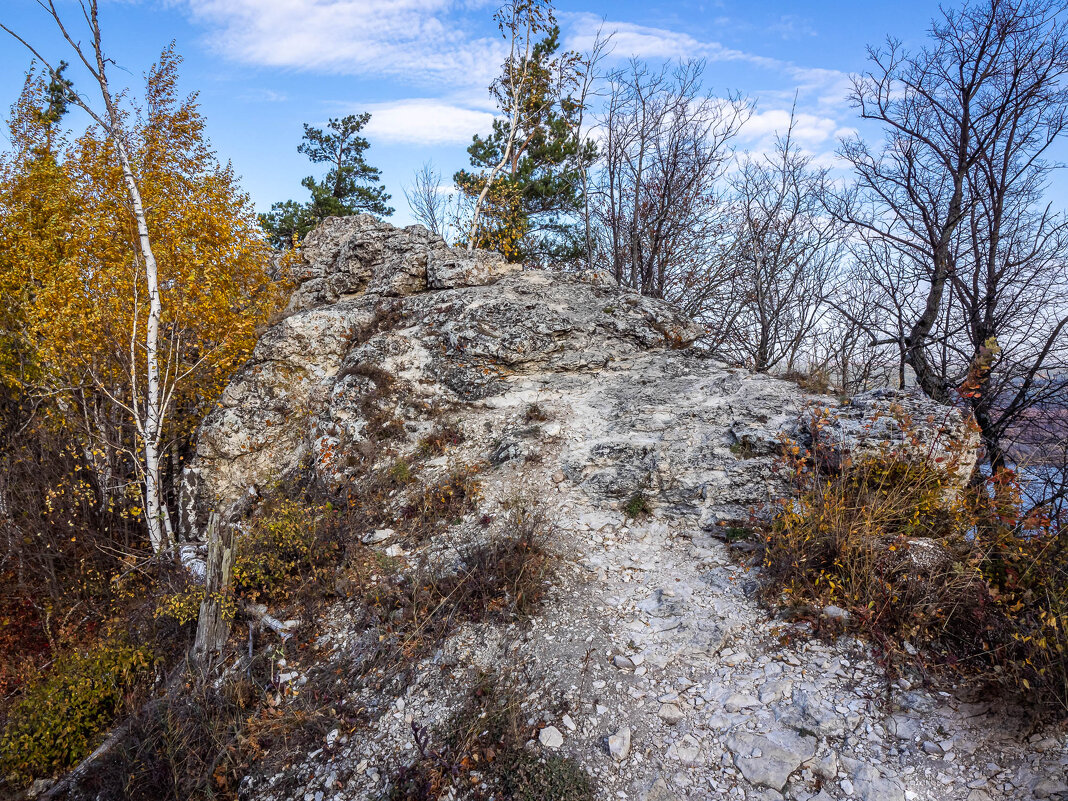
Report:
154,585,207,628
524,402,550,423
971,473,1068,713
0,639,155,786
417,422,465,457
232,497,332,602
781,367,834,395
762,451,986,644
762,410,1068,715
0,401,147,697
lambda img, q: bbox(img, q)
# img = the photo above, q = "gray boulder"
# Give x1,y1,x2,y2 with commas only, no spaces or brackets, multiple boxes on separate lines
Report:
725,728,817,792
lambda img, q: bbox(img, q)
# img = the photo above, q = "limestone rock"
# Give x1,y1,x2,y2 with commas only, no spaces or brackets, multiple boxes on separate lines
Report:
426,246,518,289
182,216,977,538
185,219,1058,801
608,726,632,761
726,729,817,792
657,703,685,726
840,756,906,801
539,725,564,749
814,387,980,481
1033,776,1068,799
641,778,679,801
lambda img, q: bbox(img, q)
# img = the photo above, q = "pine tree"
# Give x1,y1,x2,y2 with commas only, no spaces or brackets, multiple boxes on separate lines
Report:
455,25,592,265
261,113,392,248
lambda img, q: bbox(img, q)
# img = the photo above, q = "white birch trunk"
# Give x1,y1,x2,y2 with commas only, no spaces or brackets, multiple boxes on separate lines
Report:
113,136,167,552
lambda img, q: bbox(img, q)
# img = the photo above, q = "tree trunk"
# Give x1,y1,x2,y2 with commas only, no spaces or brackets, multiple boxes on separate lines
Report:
112,136,167,551
194,514,234,667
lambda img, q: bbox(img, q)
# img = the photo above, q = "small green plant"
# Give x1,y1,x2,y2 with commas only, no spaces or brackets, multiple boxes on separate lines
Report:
624,491,651,519
0,639,154,785
390,459,413,484
722,526,751,543
729,442,755,459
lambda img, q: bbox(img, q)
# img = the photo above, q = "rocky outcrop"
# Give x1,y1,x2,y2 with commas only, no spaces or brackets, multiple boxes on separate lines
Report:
812,387,979,481
176,217,1061,801
287,214,521,310
181,216,974,539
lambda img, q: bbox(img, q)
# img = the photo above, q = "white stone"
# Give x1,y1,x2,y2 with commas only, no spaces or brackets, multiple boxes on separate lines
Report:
658,703,685,725
539,726,564,749
608,727,632,761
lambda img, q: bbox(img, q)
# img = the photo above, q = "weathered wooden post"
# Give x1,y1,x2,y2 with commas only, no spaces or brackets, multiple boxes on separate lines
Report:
194,513,235,667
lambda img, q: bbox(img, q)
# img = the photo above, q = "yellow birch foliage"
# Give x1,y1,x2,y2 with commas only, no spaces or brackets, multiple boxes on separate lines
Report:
0,75,75,392
0,49,284,461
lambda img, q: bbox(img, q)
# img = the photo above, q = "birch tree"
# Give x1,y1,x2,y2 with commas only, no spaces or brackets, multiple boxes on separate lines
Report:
2,4,279,550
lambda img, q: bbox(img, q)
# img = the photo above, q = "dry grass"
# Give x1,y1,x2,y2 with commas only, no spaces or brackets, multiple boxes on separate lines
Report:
347,501,554,687
387,669,593,801
761,413,1068,716
781,367,834,395
400,465,482,543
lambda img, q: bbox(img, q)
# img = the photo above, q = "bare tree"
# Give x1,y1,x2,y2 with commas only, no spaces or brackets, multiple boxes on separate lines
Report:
836,0,1068,472
590,59,750,330
404,161,453,241
814,264,903,393
571,24,614,269
721,113,844,373
834,234,926,390
4,1,171,549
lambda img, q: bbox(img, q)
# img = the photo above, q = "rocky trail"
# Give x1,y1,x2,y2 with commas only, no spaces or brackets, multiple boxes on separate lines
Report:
245,358,1068,801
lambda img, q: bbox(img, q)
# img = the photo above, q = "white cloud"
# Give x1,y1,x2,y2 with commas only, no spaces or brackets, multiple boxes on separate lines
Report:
565,14,850,109
769,15,817,41
362,99,494,145
238,88,289,102
181,1,857,159
180,0,503,88
741,109,838,145
565,13,778,69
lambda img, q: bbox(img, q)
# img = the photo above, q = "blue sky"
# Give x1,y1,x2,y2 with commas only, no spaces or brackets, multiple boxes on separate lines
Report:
0,1,958,224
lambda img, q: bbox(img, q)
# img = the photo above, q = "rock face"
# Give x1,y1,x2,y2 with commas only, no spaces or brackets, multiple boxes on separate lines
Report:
287,214,522,311
182,215,971,538
178,218,1063,801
